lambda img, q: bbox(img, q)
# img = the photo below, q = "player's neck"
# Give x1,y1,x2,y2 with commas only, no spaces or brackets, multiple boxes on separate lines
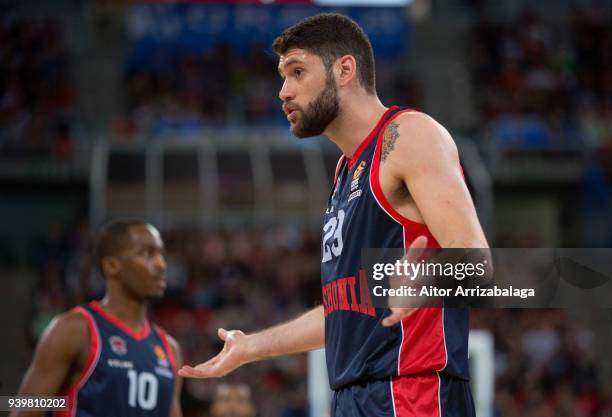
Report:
325,95,387,159
98,294,148,332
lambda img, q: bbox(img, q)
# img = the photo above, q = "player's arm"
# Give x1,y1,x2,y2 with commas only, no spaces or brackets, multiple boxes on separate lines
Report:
9,311,88,417
381,112,491,326
166,335,183,417
389,112,488,249
179,305,324,379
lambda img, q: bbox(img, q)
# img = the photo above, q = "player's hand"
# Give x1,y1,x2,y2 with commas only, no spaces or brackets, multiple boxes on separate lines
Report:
178,328,250,379
382,307,417,327
382,235,428,327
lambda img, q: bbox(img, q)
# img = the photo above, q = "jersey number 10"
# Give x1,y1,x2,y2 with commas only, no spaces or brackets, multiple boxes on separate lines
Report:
127,370,158,410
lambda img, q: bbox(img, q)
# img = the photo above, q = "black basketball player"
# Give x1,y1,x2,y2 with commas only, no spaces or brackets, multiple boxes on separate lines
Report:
10,220,182,417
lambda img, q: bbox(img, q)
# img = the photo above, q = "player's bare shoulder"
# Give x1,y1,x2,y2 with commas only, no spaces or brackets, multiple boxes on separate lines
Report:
48,309,89,340
380,111,460,176
38,309,90,361
16,307,92,398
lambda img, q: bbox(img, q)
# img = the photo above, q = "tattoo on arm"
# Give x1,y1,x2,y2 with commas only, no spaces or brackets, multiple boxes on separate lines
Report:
381,122,399,162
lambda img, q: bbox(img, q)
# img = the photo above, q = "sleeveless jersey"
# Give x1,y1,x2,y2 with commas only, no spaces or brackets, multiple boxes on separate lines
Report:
320,106,470,390
57,301,176,417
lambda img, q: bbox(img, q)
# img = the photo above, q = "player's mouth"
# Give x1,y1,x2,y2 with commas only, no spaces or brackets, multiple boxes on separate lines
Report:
283,104,298,121
153,274,167,289
287,110,298,122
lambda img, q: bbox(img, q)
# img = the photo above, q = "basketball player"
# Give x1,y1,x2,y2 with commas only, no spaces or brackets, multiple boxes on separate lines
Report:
10,220,182,417
179,13,488,417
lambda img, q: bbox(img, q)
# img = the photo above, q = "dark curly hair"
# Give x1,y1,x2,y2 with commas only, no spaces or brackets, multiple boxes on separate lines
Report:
272,13,376,95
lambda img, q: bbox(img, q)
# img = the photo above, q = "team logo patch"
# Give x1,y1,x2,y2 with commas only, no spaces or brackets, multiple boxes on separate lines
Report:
109,336,127,355
154,345,169,367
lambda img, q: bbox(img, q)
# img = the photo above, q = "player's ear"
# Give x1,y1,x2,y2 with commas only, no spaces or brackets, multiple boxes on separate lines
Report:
101,256,121,277
336,54,357,88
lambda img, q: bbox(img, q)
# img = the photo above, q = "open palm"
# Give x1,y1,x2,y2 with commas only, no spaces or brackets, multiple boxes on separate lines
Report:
178,328,251,379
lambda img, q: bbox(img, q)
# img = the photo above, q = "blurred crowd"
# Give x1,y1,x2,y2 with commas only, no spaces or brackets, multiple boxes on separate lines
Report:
26,221,611,417
0,7,75,159
471,7,612,149
472,309,610,417
115,45,417,138
117,44,282,137
2,4,610,152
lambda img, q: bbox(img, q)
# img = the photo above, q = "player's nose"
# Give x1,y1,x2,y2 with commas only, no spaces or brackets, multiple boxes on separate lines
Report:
279,79,295,102
153,253,167,272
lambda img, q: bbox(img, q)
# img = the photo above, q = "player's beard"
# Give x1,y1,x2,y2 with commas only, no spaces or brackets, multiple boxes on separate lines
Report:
291,71,340,138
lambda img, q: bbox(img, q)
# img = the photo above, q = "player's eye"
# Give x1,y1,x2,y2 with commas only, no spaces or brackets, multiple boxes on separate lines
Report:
294,68,303,78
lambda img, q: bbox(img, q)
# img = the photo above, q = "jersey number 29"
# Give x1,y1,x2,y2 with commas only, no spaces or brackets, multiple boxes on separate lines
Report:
322,209,345,263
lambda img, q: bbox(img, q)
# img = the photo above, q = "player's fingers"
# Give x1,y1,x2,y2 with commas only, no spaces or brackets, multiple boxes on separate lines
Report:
218,329,241,347
178,365,213,379
218,328,228,341
410,235,428,250
406,236,428,262
178,352,229,378
177,366,193,377
381,313,402,327
178,350,225,377
382,308,414,327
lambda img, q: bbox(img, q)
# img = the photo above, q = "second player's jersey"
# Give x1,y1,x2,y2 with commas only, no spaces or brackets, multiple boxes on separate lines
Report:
321,106,470,390
57,301,176,417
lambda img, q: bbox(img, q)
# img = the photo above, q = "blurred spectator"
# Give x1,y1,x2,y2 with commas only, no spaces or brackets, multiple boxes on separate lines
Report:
210,383,256,417
0,6,75,158
471,7,612,149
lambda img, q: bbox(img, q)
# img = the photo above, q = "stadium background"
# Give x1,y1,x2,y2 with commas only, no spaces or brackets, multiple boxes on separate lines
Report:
1,0,612,416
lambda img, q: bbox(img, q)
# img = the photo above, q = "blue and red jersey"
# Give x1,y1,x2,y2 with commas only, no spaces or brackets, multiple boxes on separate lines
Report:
321,106,470,390
56,301,176,417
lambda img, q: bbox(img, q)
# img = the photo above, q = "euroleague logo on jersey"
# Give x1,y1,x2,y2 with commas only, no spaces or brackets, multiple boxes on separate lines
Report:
109,335,128,355
353,160,367,182
154,345,170,368
349,160,367,202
